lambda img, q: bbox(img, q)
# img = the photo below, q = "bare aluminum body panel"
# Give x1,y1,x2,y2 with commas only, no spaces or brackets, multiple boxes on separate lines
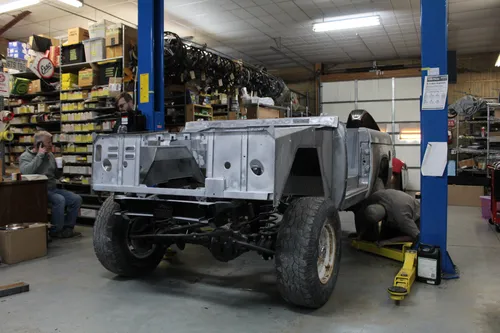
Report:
92,117,392,210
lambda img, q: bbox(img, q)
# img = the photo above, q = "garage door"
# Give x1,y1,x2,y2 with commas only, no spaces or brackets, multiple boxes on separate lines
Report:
321,77,421,191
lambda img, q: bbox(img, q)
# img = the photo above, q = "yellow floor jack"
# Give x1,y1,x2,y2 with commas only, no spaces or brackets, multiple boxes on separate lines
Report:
351,239,417,305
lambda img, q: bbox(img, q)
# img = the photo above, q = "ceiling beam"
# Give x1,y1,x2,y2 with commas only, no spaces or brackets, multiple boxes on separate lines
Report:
0,11,31,37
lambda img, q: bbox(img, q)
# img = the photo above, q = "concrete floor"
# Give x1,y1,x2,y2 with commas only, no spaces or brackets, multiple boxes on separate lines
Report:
1,206,499,333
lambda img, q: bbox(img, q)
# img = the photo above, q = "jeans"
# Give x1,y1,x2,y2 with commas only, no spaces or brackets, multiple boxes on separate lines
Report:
48,189,82,232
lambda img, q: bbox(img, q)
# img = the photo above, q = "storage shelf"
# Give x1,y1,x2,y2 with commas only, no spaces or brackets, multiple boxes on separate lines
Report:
11,91,60,98
62,118,117,124
9,121,61,126
13,111,60,117
61,152,92,155
61,142,93,145
64,162,92,165
194,113,212,118
191,104,212,109
11,70,60,80
60,56,123,71
457,148,500,154
11,142,33,146
10,100,61,106
61,130,112,134
459,136,488,140
61,107,116,114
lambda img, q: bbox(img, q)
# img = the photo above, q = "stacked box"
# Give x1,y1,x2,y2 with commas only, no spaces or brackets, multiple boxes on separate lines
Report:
78,68,97,87
61,73,78,90
8,42,29,60
68,27,89,45
105,24,122,46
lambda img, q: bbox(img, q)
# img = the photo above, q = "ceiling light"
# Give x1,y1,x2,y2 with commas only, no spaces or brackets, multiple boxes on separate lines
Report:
55,0,83,8
313,15,380,32
0,0,40,14
495,54,500,67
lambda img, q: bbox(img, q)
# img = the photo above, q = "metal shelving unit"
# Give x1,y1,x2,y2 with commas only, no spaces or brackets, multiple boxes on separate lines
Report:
453,102,500,177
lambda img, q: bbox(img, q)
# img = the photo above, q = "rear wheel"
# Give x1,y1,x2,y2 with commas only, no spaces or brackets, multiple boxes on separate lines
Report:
93,196,165,277
275,197,341,308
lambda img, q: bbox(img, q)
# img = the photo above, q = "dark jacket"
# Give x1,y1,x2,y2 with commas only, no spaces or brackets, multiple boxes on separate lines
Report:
112,109,146,133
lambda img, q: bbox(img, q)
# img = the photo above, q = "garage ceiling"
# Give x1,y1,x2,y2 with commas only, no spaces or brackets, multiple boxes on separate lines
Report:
0,0,499,69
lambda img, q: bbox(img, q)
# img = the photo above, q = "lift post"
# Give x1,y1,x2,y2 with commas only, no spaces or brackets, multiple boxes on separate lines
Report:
138,0,165,131
420,0,457,277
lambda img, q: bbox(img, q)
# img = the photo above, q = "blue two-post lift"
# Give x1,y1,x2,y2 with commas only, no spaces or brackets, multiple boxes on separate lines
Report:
136,0,459,278
420,0,458,278
137,0,165,132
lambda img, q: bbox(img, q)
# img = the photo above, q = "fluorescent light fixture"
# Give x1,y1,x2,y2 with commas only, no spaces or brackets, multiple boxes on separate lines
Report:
495,53,500,67
0,0,40,14
313,15,380,32
56,0,83,8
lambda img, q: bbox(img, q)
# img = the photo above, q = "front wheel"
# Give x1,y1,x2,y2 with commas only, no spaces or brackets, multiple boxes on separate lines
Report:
275,197,341,308
93,196,165,277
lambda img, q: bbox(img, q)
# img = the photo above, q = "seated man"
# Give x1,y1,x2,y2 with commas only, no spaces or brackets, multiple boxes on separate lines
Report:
113,92,146,133
19,131,82,238
354,189,420,246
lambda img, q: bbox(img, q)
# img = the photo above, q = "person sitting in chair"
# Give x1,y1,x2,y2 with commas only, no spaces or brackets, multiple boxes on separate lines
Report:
19,131,82,239
354,189,420,247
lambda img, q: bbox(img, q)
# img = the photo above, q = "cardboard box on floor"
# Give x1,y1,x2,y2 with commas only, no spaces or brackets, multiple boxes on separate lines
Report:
448,185,484,207
0,223,47,265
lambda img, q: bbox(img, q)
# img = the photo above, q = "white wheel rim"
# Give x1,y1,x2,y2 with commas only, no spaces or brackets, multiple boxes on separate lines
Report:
317,220,335,285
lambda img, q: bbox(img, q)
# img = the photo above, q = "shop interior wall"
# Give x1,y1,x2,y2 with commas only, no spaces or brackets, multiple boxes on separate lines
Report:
271,67,316,114
449,52,500,103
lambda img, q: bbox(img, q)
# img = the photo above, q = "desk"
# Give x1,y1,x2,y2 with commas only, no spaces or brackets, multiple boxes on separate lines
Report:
0,180,48,226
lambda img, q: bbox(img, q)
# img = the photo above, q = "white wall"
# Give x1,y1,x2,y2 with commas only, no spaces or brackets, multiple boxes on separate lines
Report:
321,77,422,191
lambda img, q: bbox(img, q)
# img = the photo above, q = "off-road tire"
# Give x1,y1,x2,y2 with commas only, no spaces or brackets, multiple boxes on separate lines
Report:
93,196,165,277
275,197,341,308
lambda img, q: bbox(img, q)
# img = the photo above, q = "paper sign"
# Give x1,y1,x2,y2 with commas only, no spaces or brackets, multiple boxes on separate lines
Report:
0,72,10,97
421,142,448,177
428,67,440,75
422,75,448,110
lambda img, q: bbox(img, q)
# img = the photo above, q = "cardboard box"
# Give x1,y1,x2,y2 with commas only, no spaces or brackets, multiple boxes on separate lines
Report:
448,185,484,207
458,158,476,169
106,45,123,59
0,224,47,265
29,79,41,93
78,68,97,87
106,27,123,46
108,77,122,97
67,27,89,45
